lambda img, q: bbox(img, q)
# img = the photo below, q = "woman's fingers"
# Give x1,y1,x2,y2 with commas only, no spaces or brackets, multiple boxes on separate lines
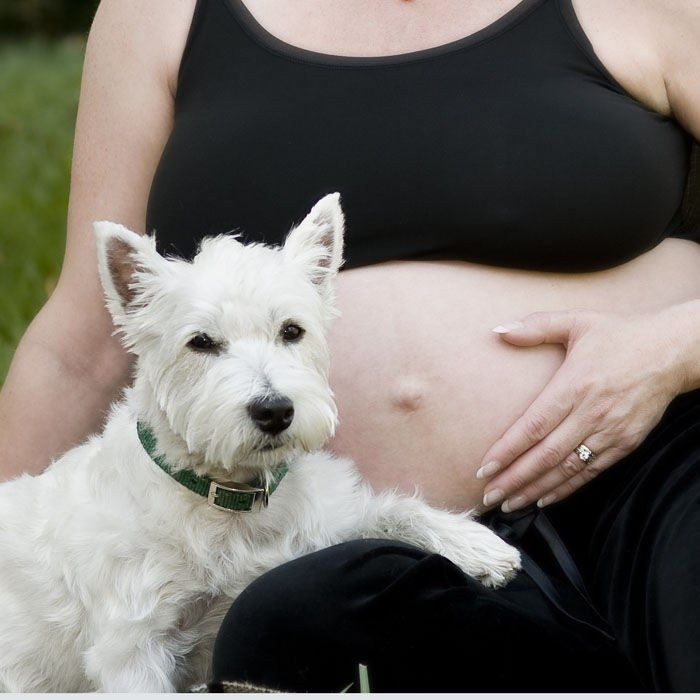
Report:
536,451,618,507
503,443,624,512
481,414,598,508
492,310,582,347
478,310,598,482
477,378,575,482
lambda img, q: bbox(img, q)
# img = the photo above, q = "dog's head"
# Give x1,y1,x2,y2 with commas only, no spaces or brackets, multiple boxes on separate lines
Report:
94,193,344,472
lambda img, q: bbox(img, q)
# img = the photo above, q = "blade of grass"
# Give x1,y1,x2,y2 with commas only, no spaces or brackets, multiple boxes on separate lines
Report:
358,663,370,693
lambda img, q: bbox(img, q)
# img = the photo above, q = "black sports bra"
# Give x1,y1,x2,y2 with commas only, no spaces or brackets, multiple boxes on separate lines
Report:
146,0,698,272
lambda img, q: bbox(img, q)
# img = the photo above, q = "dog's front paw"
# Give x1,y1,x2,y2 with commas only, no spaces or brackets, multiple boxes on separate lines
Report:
445,524,522,589
471,531,521,589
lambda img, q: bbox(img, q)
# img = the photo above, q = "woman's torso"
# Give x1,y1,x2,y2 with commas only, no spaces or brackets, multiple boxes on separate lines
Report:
328,241,700,510
147,0,700,510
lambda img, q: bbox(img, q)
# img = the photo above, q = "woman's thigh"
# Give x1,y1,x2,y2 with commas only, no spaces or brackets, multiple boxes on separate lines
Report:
211,539,641,692
548,387,700,691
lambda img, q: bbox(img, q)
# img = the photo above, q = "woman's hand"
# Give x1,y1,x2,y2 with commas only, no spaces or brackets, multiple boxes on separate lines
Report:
476,305,695,513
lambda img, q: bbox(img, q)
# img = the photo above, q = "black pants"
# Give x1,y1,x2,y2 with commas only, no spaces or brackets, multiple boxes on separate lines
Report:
211,388,700,692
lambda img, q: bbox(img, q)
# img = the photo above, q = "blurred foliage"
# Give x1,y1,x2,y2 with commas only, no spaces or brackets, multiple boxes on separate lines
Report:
0,38,85,382
0,0,98,37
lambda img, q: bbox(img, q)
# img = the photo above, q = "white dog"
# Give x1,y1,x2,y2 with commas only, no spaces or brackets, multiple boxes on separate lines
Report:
0,194,520,692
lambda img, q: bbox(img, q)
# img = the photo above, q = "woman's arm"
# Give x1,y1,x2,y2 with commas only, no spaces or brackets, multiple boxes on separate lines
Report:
0,0,195,480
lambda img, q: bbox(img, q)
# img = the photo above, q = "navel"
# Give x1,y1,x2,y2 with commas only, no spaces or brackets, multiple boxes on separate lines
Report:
388,375,427,413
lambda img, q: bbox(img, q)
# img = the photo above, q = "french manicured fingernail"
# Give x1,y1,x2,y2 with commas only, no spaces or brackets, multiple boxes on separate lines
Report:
483,489,505,508
537,494,557,508
501,495,527,513
492,321,525,333
476,460,501,479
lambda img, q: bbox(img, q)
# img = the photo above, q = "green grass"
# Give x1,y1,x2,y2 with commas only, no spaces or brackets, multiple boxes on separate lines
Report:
0,37,85,383
341,663,371,693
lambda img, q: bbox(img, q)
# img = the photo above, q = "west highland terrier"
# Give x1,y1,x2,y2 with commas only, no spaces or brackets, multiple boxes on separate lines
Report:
0,193,520,692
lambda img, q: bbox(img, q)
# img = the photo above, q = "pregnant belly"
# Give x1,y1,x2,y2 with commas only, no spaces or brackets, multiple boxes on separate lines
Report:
325,238,700,512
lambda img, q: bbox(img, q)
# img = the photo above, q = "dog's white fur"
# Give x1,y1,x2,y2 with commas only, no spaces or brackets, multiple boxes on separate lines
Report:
0,194,520,692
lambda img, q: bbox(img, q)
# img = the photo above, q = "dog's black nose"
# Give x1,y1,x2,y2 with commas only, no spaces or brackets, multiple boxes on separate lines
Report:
247,395,294,435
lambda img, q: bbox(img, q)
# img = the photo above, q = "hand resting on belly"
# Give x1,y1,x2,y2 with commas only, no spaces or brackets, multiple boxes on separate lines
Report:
325,238,700,512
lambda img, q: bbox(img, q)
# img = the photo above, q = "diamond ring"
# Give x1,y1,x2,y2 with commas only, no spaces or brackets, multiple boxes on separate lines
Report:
574,443,595,464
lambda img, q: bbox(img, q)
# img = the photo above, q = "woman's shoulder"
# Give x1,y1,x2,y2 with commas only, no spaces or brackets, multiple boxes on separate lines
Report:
571,0,698,124
645,0,700,137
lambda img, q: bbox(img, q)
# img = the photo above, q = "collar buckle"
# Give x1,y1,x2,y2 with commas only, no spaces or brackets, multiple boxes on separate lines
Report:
207,480,269,513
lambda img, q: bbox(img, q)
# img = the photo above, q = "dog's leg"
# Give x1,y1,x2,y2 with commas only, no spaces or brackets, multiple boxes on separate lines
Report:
84,634,179,693
83,602,191,694
84,589,240,693
176,596,234,691
358,489,521,588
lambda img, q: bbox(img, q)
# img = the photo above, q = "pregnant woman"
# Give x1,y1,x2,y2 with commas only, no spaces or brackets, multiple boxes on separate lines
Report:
1,0,699,692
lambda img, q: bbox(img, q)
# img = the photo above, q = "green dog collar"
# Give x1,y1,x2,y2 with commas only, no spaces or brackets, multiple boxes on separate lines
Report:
136,421,289,513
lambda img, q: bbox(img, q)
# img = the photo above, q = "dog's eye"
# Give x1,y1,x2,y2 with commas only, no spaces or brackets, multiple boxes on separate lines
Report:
187,333,219,353
281,323,305,343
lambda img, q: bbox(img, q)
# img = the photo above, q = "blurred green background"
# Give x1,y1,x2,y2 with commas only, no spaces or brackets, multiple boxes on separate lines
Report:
0,1,96,383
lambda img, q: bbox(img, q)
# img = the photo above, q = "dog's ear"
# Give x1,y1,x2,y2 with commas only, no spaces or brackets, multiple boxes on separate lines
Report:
283,193,345,295
93,221,167,324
